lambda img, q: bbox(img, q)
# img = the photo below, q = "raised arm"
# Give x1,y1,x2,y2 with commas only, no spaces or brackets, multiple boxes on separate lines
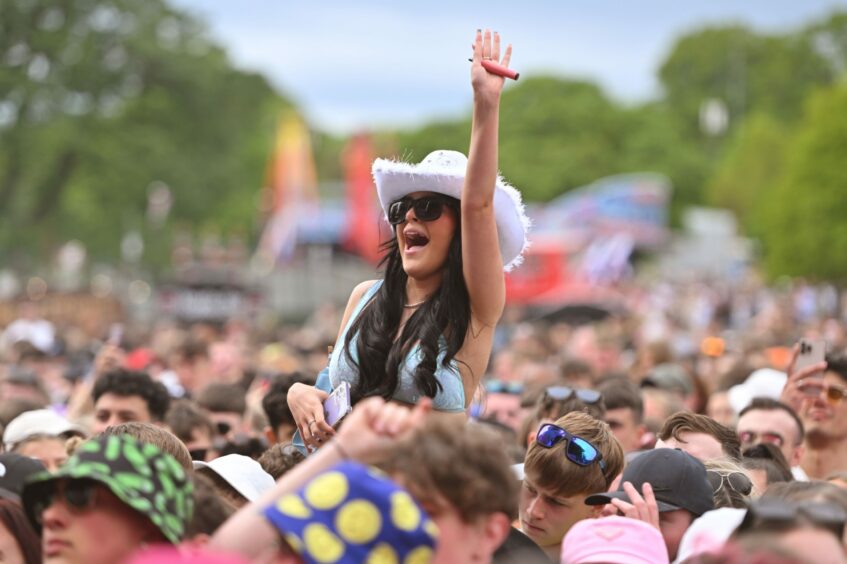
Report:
462,29,510,326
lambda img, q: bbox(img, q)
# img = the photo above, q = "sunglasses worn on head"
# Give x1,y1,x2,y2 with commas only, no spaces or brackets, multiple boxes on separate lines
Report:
388,195,455,226
544,386,602,404
30,479,99,524
485,380,525,395
796,380,847,404
535,423,606,471
707,470,753,497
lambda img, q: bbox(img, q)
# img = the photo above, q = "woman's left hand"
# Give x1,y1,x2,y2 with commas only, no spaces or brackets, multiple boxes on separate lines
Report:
470,29,512,101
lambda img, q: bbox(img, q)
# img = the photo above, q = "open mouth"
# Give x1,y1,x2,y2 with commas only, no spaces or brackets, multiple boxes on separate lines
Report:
404,231,430,251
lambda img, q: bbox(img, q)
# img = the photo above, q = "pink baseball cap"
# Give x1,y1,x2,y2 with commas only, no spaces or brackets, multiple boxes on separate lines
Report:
560,516,669,564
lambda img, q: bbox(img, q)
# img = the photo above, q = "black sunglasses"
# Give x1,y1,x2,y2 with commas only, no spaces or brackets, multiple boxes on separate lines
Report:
215,421,232,436
388,195,455,226
189,448,209,461
535,423,606,471
29,479,99,524
738,499,847,539
544,386,602,404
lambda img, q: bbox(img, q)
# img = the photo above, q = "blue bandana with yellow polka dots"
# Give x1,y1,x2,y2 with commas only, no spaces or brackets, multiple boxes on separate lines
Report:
263,461,438,563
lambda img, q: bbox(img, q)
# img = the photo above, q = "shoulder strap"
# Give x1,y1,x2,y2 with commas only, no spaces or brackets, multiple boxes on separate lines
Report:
341,279,383,335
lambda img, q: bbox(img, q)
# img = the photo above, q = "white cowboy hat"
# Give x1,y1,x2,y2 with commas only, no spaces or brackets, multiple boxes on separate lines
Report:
372,150,530,271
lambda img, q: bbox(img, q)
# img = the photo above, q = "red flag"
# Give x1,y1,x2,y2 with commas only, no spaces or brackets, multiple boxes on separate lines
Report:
341,133,384,264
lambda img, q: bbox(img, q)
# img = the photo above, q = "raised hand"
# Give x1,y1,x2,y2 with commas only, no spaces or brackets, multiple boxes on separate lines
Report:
781,342,827,413
610,481,661,531
470,29,512,101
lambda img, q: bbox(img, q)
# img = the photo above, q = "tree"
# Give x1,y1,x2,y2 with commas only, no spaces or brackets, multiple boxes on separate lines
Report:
0,0,287,267
706,113,791,238
761,84,847,280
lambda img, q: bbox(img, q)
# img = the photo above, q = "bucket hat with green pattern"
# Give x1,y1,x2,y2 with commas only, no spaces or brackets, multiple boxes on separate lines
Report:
22,433,193,544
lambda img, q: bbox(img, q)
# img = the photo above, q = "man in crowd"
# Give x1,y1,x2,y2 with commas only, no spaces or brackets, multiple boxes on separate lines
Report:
585,448,715,560
599,377,647,454
782,353,847,479
211,397,519,563
3,409,83,471
196,383,246,441
737,397,807,480
91,369,170,434
655,411,742,461
519,411,625,561
262,373,310,445
22,434,193,564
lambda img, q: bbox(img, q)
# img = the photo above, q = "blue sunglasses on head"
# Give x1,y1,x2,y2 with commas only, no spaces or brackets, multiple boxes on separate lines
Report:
535,423,606,472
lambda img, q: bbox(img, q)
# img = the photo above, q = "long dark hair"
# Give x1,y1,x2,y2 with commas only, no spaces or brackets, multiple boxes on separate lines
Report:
344,200,471,404
0,499,42,564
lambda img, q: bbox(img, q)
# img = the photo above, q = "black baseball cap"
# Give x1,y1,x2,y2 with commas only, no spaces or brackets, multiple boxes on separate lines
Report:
584,448,715,517
0,453,46,501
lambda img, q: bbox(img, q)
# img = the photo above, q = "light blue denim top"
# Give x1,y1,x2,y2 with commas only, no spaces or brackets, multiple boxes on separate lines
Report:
328,280,466,413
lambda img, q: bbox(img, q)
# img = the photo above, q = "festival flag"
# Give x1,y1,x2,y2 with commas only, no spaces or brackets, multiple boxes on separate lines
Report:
255,112,319,265
341,133,384,264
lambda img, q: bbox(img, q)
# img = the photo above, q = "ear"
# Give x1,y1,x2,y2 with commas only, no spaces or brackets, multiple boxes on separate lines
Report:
588,504,603,518
264,426,278,446
479,512,512,555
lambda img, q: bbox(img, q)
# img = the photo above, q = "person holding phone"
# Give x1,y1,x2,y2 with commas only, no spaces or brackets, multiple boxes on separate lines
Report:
781,343,847,479
287,29,529,450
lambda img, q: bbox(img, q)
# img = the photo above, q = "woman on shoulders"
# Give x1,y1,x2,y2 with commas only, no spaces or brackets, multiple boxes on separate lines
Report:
289,29,529,449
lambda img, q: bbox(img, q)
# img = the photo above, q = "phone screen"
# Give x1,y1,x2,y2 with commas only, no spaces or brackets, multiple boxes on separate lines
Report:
324,382,352,427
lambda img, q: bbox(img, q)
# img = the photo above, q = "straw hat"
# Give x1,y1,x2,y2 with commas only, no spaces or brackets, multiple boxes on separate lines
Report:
372,150,530,271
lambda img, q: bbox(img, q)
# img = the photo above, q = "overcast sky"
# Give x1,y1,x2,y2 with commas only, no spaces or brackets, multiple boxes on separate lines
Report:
170,0,847,134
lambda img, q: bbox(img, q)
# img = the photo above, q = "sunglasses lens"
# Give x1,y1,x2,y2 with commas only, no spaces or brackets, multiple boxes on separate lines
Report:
216,422,231,435
567,437,599,466
536,424,565,448
414,198,443,221
826,387,846,403
388,200,409,225
576,389,602,403
545,386,573,400
189,448,208,461
65,481,96,510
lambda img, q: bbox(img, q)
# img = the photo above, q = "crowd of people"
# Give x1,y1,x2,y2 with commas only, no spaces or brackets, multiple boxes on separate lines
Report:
2,29,847,564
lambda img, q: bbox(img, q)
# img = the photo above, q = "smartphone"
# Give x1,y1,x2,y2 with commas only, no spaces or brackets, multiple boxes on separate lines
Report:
795,338,826,372
324,381,352,428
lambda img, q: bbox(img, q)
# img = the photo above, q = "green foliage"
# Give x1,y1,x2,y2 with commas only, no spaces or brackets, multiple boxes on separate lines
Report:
0,0,287,269
706,113,790,238
762,84,847,281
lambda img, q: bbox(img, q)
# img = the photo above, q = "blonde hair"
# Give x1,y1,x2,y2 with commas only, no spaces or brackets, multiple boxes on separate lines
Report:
704,457,753,508
524,411,624,498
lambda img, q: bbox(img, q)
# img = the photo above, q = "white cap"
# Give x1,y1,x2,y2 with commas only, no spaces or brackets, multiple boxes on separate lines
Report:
193,454,275,502
727,368,787,414
674,507,746,563
3,409,84,450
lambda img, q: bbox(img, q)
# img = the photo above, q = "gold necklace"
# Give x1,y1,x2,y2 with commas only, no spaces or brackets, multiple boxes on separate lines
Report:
403,299,426,308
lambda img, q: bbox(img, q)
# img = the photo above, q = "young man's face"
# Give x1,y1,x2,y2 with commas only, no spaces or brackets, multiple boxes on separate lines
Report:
16,437,68,472
40,482,162,564
518,474,597,550
604,407,644,453
92,393,152,434
799,371,847,443
737,408,803,466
